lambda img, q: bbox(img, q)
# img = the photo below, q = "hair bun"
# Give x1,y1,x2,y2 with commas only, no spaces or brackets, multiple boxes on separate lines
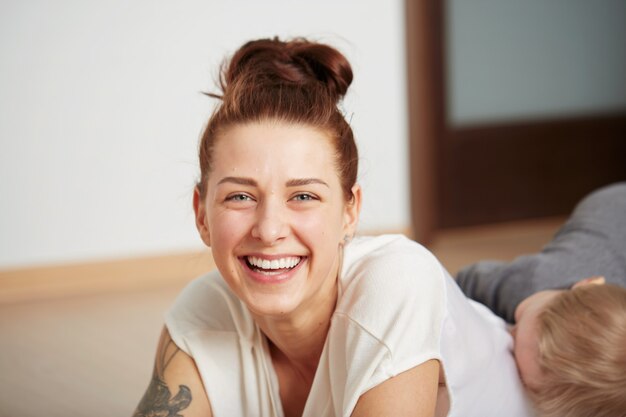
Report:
198,37,359,202
220,37,353,102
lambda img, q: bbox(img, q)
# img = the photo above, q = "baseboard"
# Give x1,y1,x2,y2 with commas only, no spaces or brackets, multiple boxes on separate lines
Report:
0,251,215,304
0,227,412,304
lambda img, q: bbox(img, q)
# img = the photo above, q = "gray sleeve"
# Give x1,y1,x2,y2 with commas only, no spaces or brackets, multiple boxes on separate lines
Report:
456,182,626,324
456,257,544,323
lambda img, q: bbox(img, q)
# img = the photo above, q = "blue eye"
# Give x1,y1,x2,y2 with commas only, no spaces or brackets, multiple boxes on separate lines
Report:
226,194,253,202
292,193,317,201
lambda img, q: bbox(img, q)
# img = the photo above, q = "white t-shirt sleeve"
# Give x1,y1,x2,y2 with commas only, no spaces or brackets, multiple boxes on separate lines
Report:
163,272,270,417
330,235,447,414
164,271,247,355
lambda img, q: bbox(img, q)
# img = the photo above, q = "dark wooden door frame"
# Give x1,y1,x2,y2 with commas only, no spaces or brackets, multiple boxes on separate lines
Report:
406,0,626,243
405,0,446,243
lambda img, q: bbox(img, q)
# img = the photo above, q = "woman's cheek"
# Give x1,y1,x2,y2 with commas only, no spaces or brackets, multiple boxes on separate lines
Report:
211,209,253,243
293,209,343,241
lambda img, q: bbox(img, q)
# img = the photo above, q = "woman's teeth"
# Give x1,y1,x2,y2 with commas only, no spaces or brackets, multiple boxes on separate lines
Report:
246,256,301,273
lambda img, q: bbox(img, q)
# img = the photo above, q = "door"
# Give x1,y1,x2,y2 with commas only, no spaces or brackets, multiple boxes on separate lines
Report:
406,0,626,241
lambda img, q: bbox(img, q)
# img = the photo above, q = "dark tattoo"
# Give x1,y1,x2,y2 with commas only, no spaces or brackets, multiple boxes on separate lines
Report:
133,331,192,417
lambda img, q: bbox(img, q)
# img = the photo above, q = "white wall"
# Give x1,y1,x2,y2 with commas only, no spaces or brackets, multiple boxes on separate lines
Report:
0,0,409,268
447,0,626,126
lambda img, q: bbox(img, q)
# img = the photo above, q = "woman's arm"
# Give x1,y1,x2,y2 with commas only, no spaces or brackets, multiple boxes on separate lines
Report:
132,327,213,417
351,359,440,417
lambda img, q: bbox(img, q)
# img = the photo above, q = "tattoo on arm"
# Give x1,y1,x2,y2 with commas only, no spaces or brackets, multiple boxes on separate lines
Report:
133,332,192,417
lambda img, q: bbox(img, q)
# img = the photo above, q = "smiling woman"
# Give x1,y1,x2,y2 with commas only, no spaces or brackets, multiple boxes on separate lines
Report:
132,37,533,417
195,122,354,319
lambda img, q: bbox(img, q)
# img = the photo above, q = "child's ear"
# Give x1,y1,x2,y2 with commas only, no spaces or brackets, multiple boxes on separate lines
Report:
193,187,211,247
572,276,605,289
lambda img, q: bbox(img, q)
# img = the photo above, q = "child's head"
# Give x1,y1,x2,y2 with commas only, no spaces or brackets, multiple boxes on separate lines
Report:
512,279,626,417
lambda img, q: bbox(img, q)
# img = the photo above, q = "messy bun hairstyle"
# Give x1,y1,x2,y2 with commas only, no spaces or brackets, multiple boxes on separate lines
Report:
197,37,358,201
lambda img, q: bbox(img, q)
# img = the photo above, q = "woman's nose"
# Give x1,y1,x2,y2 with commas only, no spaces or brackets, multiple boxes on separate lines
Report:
250,200,288,245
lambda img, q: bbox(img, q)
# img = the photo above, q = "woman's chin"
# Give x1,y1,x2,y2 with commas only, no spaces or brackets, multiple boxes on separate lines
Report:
244,294,301,318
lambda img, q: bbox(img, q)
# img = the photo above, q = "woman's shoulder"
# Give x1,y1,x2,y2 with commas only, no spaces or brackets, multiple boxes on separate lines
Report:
336,234,448,346
344,233,438,259
330,234,447,387
341,234,445,289
164,270,253,348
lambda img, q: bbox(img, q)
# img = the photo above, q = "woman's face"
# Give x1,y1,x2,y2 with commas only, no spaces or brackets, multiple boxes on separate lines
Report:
194,121,360,319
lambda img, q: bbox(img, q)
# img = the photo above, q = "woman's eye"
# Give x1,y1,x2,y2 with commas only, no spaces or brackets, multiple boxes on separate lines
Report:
292,193,317,202
226,194,253,202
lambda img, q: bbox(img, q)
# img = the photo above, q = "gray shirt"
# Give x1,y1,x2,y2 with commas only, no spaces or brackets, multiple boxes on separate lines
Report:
456,182,626,323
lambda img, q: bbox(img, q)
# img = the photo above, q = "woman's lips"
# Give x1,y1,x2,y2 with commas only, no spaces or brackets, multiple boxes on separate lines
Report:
240,255,306,283
247,255,301,271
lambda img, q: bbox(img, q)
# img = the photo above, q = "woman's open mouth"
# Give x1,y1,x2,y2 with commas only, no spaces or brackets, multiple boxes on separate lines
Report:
241,256,306,282
244,255,303,275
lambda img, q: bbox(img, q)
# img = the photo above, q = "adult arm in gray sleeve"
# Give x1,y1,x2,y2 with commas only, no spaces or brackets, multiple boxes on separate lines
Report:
456,257,545,323
456,182,626,324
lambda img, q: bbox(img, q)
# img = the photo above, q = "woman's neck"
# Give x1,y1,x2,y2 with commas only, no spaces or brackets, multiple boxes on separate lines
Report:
254,249,344,417
255,247,343,375
255,279,338,377
259,288,337,417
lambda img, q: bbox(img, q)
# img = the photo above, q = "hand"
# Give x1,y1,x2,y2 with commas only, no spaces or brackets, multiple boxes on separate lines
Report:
572,276,605,289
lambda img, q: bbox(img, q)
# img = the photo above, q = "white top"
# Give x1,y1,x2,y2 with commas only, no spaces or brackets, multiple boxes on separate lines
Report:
165,234,533,417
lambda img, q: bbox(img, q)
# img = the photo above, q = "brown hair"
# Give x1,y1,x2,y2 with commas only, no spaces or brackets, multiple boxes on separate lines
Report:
530,284,626,417
197,37,358,201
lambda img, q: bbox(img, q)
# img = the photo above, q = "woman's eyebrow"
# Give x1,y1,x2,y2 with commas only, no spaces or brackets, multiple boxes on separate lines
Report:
286,178,329,188
216,177,329,188
217,177,257,186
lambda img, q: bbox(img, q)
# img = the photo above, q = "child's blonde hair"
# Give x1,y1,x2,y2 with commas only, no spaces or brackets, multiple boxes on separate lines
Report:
529,284,626,417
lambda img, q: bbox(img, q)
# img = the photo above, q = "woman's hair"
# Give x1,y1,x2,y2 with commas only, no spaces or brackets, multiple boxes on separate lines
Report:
197,37,358,201
530,283,626,417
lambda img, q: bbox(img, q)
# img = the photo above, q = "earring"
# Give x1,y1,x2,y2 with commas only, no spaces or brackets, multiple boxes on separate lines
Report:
343,234,352,243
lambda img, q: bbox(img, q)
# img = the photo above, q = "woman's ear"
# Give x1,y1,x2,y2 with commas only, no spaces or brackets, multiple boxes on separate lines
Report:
193,187,211,247
342,184,362,241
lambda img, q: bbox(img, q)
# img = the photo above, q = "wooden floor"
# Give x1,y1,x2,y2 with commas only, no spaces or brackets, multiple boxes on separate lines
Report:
0,217,564,417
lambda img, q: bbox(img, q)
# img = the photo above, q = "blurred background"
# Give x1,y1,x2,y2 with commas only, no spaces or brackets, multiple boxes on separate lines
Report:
1,0,625,416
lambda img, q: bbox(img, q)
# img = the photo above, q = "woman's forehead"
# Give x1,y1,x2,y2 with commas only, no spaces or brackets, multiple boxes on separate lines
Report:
212,122,338,176
217,121,333,144
215,124,334,161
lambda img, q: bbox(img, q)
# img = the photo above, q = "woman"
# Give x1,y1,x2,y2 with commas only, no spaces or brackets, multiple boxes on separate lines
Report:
133,37,531,417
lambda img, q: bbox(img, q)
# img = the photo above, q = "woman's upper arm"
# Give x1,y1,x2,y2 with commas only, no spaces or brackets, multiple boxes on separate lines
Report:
132,326,213,417
351,359,440,417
